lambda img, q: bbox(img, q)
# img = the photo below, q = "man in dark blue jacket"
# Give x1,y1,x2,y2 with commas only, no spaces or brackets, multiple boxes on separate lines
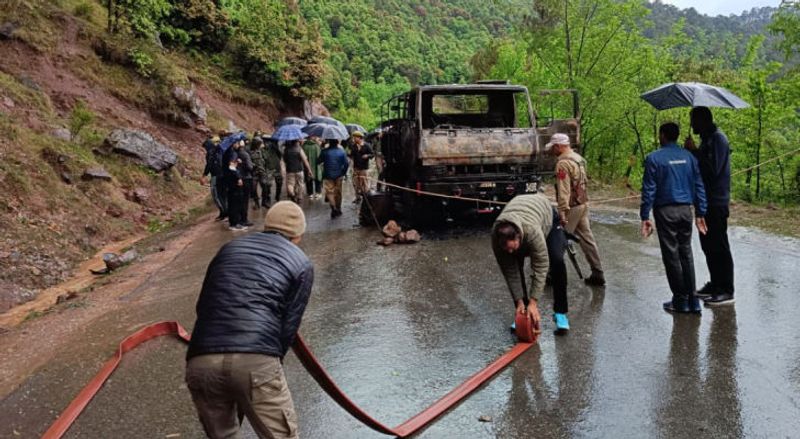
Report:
684,106,735,306
186,201,312,439
318,141,350,218
641,122,708,314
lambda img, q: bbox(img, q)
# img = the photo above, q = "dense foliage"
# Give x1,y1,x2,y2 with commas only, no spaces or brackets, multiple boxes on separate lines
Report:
477,0,800,204
100,0,799,204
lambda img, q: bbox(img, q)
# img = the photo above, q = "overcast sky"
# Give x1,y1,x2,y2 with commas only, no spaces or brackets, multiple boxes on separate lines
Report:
656,0,783,16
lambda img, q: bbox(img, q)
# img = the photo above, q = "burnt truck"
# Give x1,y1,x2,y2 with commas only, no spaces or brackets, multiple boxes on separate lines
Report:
362,81,580,226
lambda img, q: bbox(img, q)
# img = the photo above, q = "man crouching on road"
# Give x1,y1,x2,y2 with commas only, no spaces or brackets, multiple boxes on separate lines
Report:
492,193,570,335
186,201,313,439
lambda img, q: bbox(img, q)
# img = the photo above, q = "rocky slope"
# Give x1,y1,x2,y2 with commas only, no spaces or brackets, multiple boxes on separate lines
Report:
0,1,317,312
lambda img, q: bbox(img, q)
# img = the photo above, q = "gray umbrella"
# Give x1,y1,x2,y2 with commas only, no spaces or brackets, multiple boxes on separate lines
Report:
308,115,345,128
302,123,349,140
276,117,307,128
640,82,750,110
345,124,367,135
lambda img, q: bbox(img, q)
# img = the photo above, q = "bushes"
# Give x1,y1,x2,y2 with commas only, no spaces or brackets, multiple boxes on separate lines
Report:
68,100,94,141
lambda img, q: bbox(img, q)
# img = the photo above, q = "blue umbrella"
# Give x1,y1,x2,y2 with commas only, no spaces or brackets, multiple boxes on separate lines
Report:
272,125,308,141
276,117,307,128
219,132,247,152
640,82,750,110
302,123,349,140
308,115,345,128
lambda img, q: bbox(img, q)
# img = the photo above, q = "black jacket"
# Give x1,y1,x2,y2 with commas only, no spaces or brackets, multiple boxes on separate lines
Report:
237,148,255,180
187,232,314,359
691,125,731,207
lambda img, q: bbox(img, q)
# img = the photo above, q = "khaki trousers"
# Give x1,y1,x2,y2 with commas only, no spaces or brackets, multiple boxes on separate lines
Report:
186,353,298,439
352,169,369,198
565,203,603,273
285,172,305,204
323,177,343,211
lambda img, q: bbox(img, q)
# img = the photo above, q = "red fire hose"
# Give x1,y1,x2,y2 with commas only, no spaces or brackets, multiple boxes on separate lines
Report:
42,316,537,438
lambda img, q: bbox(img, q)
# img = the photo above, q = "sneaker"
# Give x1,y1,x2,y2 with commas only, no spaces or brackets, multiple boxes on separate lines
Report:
241,222,254,227
228,225,248,232
584,271,606,287
704,293,735,307
509,320,516,333
696,282,715,298
554,313,570,335
663,296,701,314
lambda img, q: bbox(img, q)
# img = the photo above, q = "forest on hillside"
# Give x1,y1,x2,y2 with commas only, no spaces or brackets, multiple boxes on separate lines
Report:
12,0,800,205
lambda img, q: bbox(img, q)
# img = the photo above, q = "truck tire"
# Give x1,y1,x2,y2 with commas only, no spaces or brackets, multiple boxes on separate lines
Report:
359,191,393,227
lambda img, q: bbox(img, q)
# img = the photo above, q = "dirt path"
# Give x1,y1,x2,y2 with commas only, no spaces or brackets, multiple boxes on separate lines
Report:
0,212,217,397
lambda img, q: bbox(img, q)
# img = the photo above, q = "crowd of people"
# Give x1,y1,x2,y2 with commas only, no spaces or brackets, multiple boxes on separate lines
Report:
492,106,735,337
187,107,735,438
201,126,381,231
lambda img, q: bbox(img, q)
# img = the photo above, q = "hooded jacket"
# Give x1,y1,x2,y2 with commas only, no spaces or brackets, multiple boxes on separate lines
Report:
492,194,553,303
187,232,314,359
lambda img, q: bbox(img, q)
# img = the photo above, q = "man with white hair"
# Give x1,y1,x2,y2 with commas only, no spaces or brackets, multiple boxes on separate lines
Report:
546,133,606,286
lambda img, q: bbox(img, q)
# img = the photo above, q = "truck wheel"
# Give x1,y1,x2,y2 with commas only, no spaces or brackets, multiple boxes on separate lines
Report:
359,191,393,227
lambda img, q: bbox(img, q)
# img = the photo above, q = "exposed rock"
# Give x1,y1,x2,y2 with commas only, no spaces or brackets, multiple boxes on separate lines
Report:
60,172,73,184
105,129,178,172
51,128,72,141
478,415,493,423
0,22,18,40
132,187,149,204
172,85,207,126
81,167,112,181
91,147,110,156
18,75,41,91
382,220,402,238
0,281,36,312
92,249,138,274
303,99,330,118
1,96,14,109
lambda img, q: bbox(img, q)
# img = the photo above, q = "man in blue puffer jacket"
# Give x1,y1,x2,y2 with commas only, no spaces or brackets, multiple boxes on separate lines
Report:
186,201,313,439
318,140,350,218
641,122,708,315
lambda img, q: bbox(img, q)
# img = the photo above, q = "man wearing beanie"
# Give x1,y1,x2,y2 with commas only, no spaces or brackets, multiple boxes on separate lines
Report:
186,201,313,439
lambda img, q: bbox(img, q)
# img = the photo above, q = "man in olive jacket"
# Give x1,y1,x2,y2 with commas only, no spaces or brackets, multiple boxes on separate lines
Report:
492,193,570,335
186,201,313,439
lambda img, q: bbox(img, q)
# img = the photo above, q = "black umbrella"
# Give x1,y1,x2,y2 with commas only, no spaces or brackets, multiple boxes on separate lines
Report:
302,123,349,140
276,117,308,128
640,82,750,110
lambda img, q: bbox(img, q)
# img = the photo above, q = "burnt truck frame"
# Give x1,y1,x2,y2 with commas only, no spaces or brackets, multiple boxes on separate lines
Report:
364,82,581,225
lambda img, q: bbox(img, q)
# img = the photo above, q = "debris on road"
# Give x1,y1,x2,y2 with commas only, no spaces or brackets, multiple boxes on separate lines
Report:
478,415,493,423
90,249,138,275
377,220,420,246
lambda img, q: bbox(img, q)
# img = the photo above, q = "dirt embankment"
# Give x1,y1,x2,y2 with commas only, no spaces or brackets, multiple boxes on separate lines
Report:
0,7,310,315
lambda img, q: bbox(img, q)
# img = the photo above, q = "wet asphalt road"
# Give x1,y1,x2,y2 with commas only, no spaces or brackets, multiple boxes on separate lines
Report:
1,193,799,439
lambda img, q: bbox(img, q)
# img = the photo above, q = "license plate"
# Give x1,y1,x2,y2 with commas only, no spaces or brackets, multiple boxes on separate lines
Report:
479,182,495,188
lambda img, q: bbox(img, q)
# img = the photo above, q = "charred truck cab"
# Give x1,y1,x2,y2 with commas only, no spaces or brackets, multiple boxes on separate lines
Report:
364,81,580,226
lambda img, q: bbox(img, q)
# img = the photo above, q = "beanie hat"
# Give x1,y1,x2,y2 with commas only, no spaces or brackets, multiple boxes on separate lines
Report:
264,201,306,238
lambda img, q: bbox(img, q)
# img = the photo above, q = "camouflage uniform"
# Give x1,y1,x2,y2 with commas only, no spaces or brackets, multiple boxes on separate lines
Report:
555,150,604,281
252,142,284,206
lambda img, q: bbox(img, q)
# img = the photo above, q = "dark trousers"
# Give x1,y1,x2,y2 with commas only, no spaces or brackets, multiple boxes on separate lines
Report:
241,178,252,223
305,177,321,195
215,176,228,216
699,205,734,295
654,205,696,298
227,187,245,227
547,209,569,314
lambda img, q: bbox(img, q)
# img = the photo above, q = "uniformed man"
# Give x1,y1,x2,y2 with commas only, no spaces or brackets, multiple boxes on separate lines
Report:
547,133,606,286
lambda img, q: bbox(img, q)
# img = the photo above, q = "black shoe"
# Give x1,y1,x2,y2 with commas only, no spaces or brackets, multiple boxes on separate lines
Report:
330,207,337,219
584,272,606,287
663,296,701,314
696,282,715,298
215,214,227,221
704,293,735,307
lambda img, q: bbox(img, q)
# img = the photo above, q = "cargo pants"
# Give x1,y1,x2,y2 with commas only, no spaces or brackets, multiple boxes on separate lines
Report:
186,353,299,439
564,203,603,274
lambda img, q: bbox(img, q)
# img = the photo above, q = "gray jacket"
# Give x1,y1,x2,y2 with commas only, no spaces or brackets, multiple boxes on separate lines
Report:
492,194,553,303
